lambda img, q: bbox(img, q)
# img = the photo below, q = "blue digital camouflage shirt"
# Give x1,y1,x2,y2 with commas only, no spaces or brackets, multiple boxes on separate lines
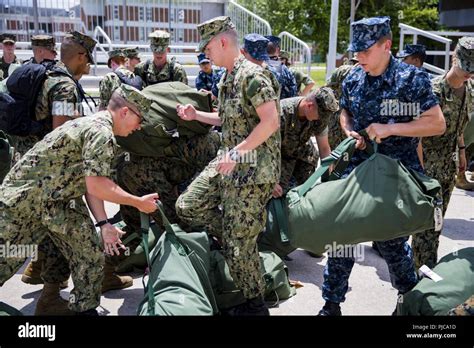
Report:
195,69,213,91
211,67,226,98
267,59,297,99
340,55,439,173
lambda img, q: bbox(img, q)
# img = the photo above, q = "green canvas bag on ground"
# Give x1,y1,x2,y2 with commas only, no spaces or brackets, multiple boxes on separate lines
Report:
0,301,22,316
209,250,296,310
137,202,217,316
116,82,213,157
259,137,442,256
399,247,474,316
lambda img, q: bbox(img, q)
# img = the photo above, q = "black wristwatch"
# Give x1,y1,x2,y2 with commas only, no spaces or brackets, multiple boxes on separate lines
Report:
95,219,110,228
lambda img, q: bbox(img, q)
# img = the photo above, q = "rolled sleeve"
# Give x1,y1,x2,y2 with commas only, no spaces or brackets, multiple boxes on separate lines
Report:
409,70,439,114
246,73,278,109
50,81,79,117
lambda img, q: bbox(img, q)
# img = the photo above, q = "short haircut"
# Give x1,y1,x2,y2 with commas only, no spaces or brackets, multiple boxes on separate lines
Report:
60,37,85,62
108,89,140,116
215,29,239,47
267,42,278,56
408,52,426,64
110,56,127,66
377,32,393,45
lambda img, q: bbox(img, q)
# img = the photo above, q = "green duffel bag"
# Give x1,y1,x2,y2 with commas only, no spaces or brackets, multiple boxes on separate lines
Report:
267,137,442,255
258,198,296,258
399,247,474,316
107,212,163,273
137,202,217,316
116,82,213,157
209,250,296,310
0,130,13,183
464,114,474,147
0,302,23,316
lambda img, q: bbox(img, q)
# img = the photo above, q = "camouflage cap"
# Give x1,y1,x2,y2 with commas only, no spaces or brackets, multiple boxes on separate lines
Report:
64,31,97,64
115,84,152,117
197,16,236,52
107,48,126,68
455,37,474,73
244,33,269,61
348,16,391,52
31,34,56,51
280,50,290,60
396,44,426,59
265,35,281,47
149,30,170,53
1,33,16,44
314,87,339,125
123,47,140,59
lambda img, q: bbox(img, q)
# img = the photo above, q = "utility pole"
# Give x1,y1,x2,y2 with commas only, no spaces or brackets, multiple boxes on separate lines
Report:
33,0,40,35
326,0,339,80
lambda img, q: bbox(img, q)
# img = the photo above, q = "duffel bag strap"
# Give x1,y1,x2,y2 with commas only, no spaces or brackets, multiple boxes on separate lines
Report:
297,137,357,197
140,210,156,316
273,199,290,243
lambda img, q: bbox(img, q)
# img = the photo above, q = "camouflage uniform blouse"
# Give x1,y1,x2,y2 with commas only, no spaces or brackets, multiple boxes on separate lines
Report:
134,57,188,87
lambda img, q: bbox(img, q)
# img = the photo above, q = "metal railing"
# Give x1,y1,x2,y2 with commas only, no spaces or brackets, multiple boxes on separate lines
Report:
279,31,311,76
226,0,272,38
399,23,452,74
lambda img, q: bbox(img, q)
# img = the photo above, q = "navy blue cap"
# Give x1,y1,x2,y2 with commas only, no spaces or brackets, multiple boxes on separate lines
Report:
348,16,391,52
197,52,210,64
244,33,270,61
265,35,281,47
396,44,426,59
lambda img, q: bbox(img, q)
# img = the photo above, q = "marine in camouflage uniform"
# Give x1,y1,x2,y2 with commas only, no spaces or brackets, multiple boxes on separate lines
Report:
7,32,97,307
412,37,474,270
0,34,22,79
99,49,140,109
0,85,152,313
176,17,281,311
134,30,188,87
319,17,442,316
279,88,338,193
23,35,57,66
324,62,358,150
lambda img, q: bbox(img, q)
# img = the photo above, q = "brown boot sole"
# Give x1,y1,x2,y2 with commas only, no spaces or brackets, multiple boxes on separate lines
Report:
101,280,133,294
21,275,69,289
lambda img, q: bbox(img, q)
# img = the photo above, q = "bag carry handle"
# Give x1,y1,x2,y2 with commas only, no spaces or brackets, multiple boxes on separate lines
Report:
272,199,290,244
297,137,357,197
140,211,156,316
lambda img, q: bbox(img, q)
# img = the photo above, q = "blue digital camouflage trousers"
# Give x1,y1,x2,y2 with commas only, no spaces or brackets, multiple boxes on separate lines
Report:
322,236,418,303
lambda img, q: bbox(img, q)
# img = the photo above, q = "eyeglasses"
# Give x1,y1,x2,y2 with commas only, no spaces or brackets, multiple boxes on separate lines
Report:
128,107,143,124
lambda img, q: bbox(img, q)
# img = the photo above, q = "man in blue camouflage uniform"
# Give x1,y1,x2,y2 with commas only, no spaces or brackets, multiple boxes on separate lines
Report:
265,35,297,99
195,53,214,92
211,66,226,100
396,44,427,69
318,16,446,316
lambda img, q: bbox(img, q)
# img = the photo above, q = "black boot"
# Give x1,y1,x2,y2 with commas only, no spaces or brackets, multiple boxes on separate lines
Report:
76,308,99,316
317,301,341,316
228,296,270,316
372,242,383,257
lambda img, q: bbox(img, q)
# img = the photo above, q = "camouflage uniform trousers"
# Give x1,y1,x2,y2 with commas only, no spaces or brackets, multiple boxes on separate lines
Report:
411,161,457,270
283,141,319,192
0,200,104,312
115,132,220,254
2,133,71,282
176,158,273,299
323,237,418,303
448,295,474,316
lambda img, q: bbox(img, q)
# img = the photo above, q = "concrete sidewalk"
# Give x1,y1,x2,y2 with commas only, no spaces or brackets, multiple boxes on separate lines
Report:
0,187,472,316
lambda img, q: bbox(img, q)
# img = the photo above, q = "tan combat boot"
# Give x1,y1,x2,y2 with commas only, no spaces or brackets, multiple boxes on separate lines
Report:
35,282,74,316
101,261,133,294
455,171,474,191
21,251,69,289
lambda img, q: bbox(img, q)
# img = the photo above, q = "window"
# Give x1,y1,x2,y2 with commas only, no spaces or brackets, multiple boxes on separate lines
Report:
114,5,119,20
146,7,153,22
114,26,120,41
139,7,144,21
